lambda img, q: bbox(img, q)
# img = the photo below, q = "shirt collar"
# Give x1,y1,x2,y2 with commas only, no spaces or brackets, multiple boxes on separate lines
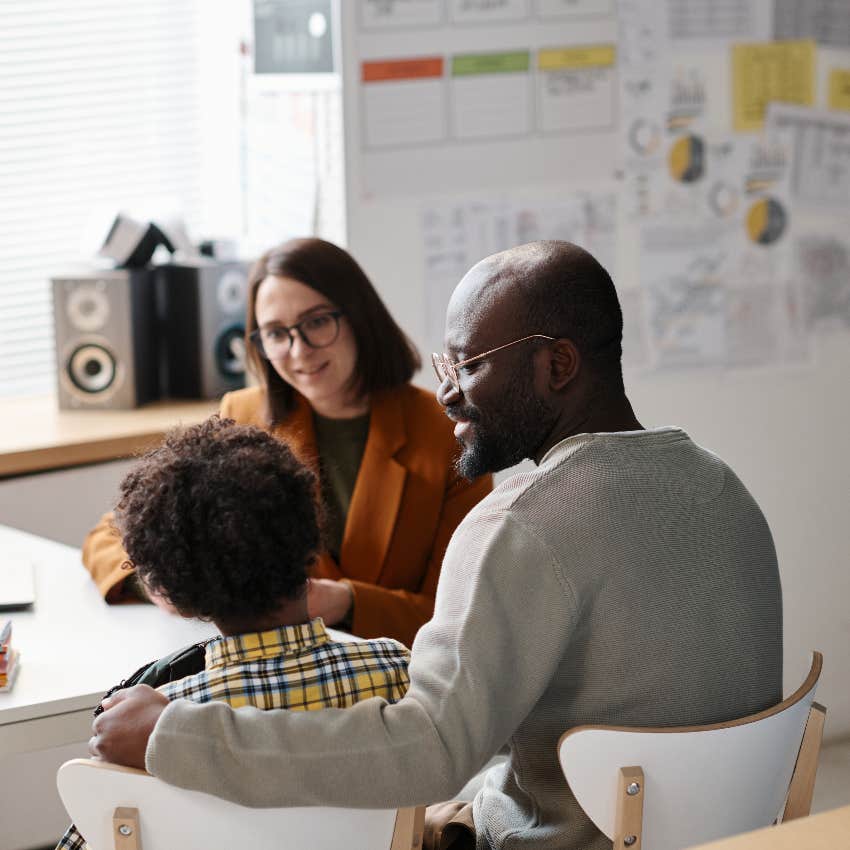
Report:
538,426,687,467
205,618,331,670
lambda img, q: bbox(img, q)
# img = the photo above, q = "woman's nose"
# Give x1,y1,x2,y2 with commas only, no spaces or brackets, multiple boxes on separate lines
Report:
287,330,310,359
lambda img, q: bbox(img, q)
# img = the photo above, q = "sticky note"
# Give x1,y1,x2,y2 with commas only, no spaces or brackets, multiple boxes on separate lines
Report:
828,69,850,111
732,40,815,132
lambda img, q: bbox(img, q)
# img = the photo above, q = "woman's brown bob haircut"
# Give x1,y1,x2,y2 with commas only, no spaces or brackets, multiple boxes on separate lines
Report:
245,238,421,427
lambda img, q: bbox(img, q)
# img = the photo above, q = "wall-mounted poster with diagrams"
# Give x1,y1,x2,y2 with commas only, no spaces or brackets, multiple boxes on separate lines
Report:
341,0,618,198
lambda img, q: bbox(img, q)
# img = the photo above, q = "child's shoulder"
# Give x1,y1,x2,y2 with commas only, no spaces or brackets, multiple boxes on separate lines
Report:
338,636,411,660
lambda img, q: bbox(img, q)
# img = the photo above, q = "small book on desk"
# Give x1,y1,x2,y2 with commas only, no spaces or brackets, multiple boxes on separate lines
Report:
0,558,35,610
0,619,19,691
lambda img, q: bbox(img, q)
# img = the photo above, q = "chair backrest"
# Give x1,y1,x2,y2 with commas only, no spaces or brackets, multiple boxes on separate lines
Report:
558,652,825,850
57,758,424,850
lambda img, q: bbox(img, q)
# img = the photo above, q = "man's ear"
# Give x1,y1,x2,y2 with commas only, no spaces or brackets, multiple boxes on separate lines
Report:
548,339,581,391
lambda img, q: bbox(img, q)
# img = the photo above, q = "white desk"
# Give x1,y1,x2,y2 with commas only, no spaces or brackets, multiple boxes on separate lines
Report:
0,524,218,850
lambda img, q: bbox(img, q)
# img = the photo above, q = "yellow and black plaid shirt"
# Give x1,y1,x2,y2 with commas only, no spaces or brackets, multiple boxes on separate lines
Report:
57,619,410,850
158,618,410,708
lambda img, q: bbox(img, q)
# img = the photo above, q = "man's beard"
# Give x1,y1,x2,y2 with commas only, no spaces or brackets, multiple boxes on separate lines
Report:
450,365,557,480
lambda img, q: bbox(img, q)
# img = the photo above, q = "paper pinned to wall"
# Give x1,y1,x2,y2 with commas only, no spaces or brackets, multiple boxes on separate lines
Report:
535,44,618,133
617,0,671,218
731,40,816,132
773,0,850,48
343,1,618,199
422,199,516,349
794,232,850,331
767,103,850,211
511,194,617,273
421,191,617,349
641,220,730,370
667,0,771,46
640,218,807,371
537,0,613,20
638,129,808,371
358,0,443,30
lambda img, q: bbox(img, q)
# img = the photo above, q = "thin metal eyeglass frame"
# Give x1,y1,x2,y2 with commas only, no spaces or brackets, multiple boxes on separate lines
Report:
249,310,343,360
432,334,556,392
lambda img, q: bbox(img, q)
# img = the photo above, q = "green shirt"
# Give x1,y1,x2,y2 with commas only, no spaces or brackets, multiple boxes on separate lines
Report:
312,411,371,560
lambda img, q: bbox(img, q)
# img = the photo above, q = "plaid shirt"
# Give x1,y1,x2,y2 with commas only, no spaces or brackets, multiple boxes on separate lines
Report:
57,619,410,850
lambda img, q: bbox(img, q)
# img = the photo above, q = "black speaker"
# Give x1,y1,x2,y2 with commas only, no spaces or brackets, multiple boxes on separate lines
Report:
51,269,160,409
158,260,249,399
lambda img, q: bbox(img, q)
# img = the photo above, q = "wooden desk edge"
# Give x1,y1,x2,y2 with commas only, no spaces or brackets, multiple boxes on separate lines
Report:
686,804,850,849
0,397,219,477
0,433,171,477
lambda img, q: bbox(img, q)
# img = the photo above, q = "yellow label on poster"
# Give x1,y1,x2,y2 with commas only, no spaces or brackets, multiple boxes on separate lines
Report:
829,69,850,111
538,45,615,72
732,40,815,132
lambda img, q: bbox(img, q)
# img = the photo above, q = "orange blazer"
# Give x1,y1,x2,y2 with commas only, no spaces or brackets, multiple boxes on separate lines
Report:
81,383,492,646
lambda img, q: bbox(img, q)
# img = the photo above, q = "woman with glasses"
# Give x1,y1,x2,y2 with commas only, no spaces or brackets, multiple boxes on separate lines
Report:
81,238,492,646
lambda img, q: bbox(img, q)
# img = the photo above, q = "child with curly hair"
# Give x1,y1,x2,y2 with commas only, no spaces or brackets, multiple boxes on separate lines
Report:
57,416,410,849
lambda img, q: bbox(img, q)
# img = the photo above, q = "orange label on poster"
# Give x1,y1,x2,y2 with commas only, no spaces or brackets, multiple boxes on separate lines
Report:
362,57,444,83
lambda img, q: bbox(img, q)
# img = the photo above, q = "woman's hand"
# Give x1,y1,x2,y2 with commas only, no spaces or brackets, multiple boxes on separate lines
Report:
307,578,354,626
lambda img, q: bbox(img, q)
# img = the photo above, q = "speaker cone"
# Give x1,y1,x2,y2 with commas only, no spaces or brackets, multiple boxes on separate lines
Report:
66,284,110,332
215,324,246,377
217,270,247,314
67,343,117,394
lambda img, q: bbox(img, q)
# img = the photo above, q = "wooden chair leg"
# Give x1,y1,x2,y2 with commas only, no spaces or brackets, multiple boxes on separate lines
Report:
411,805,425,850
783,702,827,822
614,766,644,850
113,807,141,850
391,805,426,850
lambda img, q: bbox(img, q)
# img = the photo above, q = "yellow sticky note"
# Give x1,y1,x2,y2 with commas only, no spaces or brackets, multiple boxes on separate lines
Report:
829,69,850,111
732,40,815,132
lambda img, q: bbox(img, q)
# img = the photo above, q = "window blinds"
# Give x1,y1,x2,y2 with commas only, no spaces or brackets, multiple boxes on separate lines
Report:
0,1,205,398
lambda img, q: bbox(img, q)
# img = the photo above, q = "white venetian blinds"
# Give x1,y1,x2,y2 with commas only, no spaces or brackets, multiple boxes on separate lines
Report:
0,0,205,398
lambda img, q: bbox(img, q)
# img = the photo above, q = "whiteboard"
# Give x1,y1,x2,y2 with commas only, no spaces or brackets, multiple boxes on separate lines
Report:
336,0,850,739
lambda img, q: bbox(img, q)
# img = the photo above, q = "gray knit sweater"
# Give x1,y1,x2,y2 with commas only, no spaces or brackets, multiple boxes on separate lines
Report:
147,428,782,850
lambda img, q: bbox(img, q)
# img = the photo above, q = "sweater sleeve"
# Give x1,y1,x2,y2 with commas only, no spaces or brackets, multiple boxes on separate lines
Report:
349,469,493,646
146,510,578,808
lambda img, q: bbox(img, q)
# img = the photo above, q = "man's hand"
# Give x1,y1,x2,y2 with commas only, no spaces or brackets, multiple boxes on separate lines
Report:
307,577,354,626
89,685,169,769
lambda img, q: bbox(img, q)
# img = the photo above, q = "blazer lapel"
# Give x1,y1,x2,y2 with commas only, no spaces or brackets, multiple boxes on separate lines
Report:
274,395,343,581
273,393,318,470
340,391,407,585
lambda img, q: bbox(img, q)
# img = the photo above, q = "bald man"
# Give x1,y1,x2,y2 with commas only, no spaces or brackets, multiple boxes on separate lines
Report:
90,242,782,850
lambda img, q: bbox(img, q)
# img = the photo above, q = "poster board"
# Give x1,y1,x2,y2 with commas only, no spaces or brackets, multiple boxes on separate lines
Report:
336,0,850,737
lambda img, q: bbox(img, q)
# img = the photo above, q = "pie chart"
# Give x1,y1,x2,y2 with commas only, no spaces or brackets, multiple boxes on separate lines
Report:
668,134,705,183
746,197,787,245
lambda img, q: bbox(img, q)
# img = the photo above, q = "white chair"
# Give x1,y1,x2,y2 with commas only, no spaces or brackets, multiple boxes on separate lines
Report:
57,758,424,850
558,652,826,850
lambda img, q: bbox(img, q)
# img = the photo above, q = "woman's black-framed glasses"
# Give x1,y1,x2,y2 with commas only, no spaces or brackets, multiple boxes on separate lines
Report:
250,310,343,360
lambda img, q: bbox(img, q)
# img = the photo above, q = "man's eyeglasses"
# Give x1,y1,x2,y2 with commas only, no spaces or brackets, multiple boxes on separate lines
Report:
432,334,556,393
250,310,343,360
